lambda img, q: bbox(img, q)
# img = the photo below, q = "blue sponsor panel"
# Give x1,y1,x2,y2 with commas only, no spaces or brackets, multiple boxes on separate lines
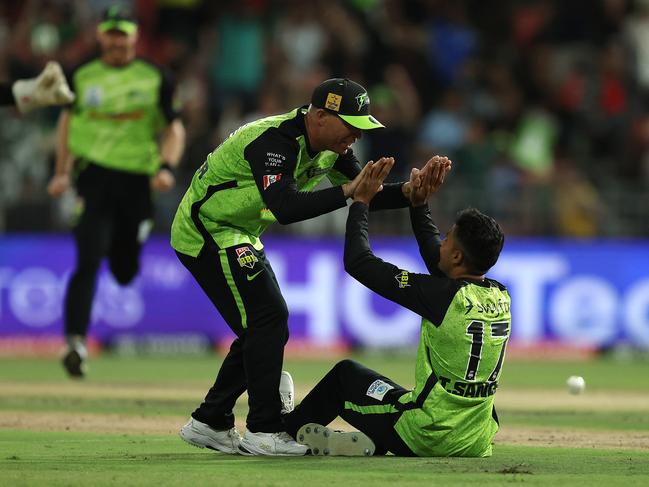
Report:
0,236,648,347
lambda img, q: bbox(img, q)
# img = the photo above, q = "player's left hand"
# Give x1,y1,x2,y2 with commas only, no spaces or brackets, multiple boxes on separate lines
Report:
47,173,71,198
353,157,394,204
151,168,176,192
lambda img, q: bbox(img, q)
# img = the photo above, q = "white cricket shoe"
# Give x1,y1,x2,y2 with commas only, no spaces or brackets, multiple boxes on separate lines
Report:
297,423,375,456
279,370,295,414
238,430,309,456
179,417,241,454
12,61,75,113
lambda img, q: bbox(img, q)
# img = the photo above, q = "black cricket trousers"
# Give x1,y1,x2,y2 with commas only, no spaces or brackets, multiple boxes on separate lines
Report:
64,163,152,337
283,359,416,456
176,243,289,433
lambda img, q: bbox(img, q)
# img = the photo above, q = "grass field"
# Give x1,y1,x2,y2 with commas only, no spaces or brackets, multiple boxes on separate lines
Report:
1,352,648,486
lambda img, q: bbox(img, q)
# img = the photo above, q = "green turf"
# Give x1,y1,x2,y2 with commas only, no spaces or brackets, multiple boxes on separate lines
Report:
1,354,648,485
2,354,649,390
499,409,649,431
0,431,647,487
0,395,198,416
498,359,649,391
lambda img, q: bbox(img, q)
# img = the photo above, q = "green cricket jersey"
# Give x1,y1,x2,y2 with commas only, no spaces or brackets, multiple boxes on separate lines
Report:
171,107,409,256
67,58,177,175
344,203,511,457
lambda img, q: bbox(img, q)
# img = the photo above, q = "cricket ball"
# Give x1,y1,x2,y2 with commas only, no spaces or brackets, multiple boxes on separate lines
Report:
566,375,586,395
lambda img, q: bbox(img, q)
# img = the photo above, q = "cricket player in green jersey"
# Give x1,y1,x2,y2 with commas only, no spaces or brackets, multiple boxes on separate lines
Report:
47,5,186,378
173,78,427,456
283,156,512,457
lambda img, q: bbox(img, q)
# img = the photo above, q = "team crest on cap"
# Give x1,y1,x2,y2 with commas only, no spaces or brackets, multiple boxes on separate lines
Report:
325,93,342,112
356,92,370,111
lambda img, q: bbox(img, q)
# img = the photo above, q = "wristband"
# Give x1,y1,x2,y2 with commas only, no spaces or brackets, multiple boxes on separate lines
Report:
159,162,175,176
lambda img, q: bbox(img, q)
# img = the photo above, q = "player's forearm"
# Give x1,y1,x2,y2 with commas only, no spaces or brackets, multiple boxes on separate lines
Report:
344,201,448,319
265,184,347,225
160,119,186,167
344,202,376,279
54,110,72,175
409,205,445,276
369,182,410,210
410,205,442,248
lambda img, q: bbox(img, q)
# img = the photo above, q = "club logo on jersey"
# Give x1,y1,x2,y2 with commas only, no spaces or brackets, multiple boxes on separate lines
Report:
263,174,282,190
395,271,410,288
366,379,394,401
127,89,148,103
235,246,258,269
306,166,329,179
85,86,103,107
356,92,369,111
325,92,342,112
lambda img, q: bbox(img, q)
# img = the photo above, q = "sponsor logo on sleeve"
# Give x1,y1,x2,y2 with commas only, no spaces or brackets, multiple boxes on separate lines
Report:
235,246,259,269
366,379,394,401
325,93,342,112
265,152,286,167
263,174,282,190
395,270,410,288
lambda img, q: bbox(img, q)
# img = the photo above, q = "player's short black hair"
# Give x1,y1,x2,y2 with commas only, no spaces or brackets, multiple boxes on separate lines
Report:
454,208,504,274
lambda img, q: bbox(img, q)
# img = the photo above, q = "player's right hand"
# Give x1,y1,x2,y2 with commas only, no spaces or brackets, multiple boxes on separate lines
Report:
47,174,71,197
342,159,373,198
353,157,395,204
151,168,176,192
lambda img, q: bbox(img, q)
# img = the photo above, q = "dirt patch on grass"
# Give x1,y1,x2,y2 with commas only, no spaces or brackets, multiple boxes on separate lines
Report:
0,382,205,400
0,410,352,439
496,425,649,450
3,383,649,412
2,411,648,451
0,411,181,434
495,389,649,412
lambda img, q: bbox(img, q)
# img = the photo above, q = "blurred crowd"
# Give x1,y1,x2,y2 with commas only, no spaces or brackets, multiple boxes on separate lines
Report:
2,0,649,236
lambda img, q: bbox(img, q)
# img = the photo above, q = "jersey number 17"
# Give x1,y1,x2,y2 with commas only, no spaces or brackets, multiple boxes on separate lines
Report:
465,320,510,382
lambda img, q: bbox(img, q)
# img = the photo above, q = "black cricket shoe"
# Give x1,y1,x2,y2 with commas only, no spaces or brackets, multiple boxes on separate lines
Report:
62,349,86,378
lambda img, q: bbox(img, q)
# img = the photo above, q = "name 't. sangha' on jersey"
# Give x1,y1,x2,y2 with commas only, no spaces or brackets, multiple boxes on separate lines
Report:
344,202,511,457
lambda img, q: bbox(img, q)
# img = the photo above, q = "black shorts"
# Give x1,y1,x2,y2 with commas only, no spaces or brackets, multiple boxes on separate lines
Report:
76,162,153,223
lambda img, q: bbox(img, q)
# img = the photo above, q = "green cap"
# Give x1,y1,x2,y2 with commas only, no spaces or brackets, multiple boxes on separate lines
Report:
98,5,138,35
311,78,385,130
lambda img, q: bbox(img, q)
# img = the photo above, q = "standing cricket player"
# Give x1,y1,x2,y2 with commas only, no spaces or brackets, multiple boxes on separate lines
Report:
48,5,186,377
